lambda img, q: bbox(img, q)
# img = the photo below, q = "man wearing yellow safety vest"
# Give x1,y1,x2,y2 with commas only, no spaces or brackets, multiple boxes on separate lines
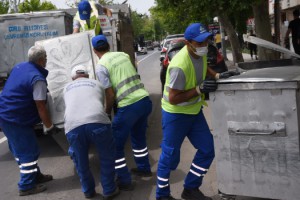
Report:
73,0,113,35
156,23,236,200
92,35,153,191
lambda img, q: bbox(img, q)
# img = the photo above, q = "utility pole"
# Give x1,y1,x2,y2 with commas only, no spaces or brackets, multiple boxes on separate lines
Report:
220,22,227,60
214,17,227,60
274,0,281,44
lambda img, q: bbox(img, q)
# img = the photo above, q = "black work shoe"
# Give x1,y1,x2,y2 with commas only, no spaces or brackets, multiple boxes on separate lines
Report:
118,182,135,191
101,188,120,200
36,173,53,184
19,184,47,196
131,168,153,177
84,190,96,199
157,195,180,200
181,188,212,200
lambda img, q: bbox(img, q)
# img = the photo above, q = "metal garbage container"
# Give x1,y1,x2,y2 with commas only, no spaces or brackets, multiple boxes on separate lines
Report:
210,66,300,200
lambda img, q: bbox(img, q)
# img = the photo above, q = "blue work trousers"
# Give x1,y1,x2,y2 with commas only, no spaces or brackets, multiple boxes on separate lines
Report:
1,120,40,191
113,97,152,185
66,123,116,196
156,109,215,198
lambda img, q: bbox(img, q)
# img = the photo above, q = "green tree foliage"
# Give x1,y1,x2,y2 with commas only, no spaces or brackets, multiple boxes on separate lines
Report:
152,0,275,62
0,0,9,14
131,11,145,39
141,15,154,40
18,0,56,12
99,0,114,5
131,11,161,41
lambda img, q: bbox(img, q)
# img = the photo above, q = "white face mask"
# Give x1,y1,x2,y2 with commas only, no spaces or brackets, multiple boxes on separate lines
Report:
190,42,208,56
194,46,208,56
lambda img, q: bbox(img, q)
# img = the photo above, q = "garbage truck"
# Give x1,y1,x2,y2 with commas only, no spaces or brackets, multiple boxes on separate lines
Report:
0,4,135,84
0,11,73,80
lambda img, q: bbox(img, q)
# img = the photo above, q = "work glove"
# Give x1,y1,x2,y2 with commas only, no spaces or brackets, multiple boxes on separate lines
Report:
196,79,218,94
44,125,61,135
216,70,240,79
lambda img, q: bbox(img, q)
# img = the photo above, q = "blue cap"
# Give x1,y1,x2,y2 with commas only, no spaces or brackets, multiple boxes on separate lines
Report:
78,1,91,20
92,35,108,48
184,23,212,43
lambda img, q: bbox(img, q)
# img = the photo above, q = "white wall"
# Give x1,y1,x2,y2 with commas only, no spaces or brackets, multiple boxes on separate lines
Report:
269,0,300,15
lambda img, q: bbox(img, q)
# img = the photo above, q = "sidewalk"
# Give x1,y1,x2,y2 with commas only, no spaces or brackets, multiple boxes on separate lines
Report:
224,51,255,69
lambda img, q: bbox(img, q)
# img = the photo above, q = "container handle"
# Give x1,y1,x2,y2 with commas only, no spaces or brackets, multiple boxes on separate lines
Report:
227,121,286,137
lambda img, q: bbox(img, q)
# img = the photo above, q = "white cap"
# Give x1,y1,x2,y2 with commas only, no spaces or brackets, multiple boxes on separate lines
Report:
71,65,88,78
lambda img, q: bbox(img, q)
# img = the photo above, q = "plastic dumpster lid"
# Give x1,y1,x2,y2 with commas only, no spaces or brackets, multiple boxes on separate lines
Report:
243,34,300,59
218,66,300,83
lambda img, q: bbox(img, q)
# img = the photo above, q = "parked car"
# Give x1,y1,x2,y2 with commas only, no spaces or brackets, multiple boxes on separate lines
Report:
136,45,148,55
165,34,184,40
160,34,184,62
145,40,154,50
160,38,185,93
153,41,160,48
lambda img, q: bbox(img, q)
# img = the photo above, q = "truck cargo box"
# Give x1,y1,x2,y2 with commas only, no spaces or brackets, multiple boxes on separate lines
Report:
0,11,73,78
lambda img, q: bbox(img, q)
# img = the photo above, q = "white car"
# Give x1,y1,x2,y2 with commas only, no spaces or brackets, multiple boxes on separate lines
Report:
137,45,148,55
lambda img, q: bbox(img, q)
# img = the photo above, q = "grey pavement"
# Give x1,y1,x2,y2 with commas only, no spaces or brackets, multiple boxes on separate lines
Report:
224,51,254,70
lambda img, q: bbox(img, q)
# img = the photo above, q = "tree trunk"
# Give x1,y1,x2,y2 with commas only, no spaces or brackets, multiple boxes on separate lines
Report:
218,12,244,64
252,0,279,60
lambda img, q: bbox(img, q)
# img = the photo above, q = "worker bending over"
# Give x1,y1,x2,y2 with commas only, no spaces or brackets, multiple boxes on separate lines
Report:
92,35,153,191
63,65,119,199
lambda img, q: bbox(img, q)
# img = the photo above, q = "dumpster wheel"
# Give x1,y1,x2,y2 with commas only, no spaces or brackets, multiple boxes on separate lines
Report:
218,190,236,200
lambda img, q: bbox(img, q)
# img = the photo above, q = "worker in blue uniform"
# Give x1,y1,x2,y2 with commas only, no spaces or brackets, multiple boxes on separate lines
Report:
63,65,119,199
0,45,60,196
92,35,153,191
156,23,236,200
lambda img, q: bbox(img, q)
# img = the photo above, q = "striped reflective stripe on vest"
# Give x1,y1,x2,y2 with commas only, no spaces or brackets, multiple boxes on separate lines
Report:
163,86,202,106
116,83,144,103
116,74,140,91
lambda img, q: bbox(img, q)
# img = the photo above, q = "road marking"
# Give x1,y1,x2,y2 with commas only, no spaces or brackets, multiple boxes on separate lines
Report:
0,136,7,144
137,51,159,65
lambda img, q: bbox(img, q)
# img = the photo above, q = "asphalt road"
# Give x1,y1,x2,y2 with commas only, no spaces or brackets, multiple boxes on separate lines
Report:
0,49,273,200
